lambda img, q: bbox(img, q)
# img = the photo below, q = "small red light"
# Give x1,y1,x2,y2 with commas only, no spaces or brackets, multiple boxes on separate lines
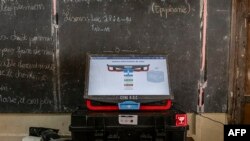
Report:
175,114,187,126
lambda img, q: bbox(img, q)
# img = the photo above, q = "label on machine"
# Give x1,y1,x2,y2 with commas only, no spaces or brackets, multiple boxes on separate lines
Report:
118,115,138,125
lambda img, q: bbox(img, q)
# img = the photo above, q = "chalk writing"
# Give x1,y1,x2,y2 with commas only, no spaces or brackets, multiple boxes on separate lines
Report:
0,94,53,108
62,0,106,4
0,47,53,58
62,0,136,4
0,69,13,77
0,0,54,112
0,95,17,104
0,47,15,57
0,68,51,81
17,46,53,58
151,2,191,18
0,85,9,92
63,12,132,32
16,46,53,58
0,0,16,4
63,0,91,4
0,1,45,15
18,61,54,71
91,24,110,32
10,31,27,41
0,35,8,40
63,12,101,23
0,31,53,42
0,59,16,68
29,36,53,42
16,69,38,80
0,59,54,71
103,15,132,23
63,12,132,24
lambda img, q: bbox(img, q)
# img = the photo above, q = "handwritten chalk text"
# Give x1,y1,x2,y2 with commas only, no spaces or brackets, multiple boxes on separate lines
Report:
0,59,54,71
63,0,105,4
0,94,53,108
0,2,45,15
0,68,51,81
0,47,53,58
0,31,53,42
151,2,190,18
63,12,132,24
16,46,53,58
63,12,132,32
0,47,15,57
0,85,9,92
91,24,110,32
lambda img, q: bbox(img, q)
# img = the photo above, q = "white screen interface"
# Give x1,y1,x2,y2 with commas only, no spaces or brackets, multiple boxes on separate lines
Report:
88,56,170,96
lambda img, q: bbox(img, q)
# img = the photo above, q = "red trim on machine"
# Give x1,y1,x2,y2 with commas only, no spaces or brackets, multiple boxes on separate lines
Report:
86,100,172,111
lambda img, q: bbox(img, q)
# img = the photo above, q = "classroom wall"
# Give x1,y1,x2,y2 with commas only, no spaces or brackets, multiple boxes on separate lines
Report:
188,113,227,141
0,0,231,114
0,1,230,141
0,113,227,141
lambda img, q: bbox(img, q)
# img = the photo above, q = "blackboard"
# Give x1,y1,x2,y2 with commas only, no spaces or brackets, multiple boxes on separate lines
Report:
0,0,231,113
205,0,231,112
0,0,55,112
58,0,200,112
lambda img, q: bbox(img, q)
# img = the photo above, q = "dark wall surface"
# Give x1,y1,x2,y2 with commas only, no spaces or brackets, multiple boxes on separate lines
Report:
0,0,56,112
205,0,231,112
0,0,231,113
58,0,200,112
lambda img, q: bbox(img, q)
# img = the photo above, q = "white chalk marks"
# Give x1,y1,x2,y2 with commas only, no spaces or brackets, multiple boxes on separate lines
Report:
62,11,132,32
0,0,45,15
0,0,55,111
151,1,191,19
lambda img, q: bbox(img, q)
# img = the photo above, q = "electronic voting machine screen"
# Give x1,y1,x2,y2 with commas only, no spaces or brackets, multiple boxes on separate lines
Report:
84,54,173,110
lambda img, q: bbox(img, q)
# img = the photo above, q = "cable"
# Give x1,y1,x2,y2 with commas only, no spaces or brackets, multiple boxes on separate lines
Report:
196,113,225,126
172,102,225,126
